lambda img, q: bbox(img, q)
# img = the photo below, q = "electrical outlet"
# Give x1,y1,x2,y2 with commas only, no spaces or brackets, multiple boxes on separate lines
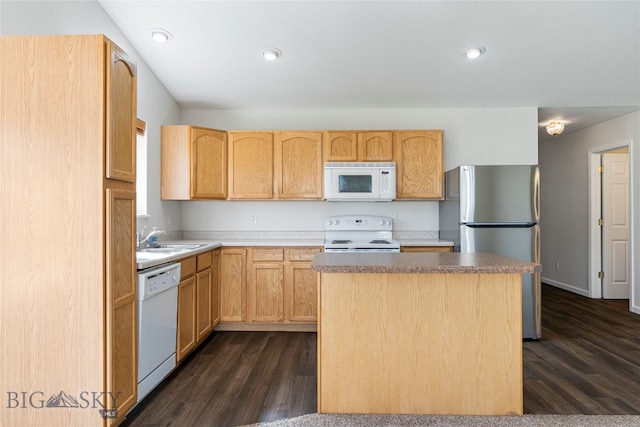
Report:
250,214,257,224
391,213,398,221
168,213,172,225
554,261,560,270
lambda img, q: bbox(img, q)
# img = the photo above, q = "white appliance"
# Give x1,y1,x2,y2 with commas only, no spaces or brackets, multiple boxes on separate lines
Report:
135,262,181,405
439,165,541,339
324,162,396,201
324,215,400,252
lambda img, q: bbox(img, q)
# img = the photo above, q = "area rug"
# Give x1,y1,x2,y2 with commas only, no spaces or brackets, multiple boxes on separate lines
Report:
244,413,640,427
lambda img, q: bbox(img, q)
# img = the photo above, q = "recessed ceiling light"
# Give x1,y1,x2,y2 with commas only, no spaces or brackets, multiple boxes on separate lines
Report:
262,48,282,61
150,28,172,43
464,46,486,59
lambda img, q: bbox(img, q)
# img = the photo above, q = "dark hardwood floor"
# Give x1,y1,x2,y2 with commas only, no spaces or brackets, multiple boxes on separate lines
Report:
122,284,640,426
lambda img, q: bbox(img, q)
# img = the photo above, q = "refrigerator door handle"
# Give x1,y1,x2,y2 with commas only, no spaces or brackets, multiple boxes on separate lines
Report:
463,222,537,228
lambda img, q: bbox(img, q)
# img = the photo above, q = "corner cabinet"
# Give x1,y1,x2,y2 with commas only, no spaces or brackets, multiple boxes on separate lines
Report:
161,126,227,200
0,35,137,426
394,130,444,199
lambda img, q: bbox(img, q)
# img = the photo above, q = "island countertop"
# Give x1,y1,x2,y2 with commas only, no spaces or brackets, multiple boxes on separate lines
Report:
312,252,541,274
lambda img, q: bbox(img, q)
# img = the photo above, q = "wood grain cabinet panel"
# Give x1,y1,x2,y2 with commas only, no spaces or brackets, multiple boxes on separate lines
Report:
106,42,137,183
161,126,227,200
324,130,393,162
274,131,323,199
211,249,221,328
394,130,444,199
357,131,394,161
401,246,453,253
220,248,248,322
177,275,197,362
323,131,358,161
0,35,137,426
228,132,274,199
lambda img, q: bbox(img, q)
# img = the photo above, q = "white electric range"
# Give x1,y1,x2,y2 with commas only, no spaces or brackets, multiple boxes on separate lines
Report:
323,215,401,253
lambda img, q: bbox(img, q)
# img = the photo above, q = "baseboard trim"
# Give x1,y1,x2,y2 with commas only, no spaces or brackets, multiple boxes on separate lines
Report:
541,278,591,297
215,322,317,332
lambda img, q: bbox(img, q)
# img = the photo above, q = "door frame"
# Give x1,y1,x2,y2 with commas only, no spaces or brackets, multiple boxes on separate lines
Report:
588,140,632,301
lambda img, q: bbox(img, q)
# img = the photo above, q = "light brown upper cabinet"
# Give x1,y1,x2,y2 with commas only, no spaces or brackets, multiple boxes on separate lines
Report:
228,131,274,199
106,44,137,183
161,125,227,200
394,130,444,199
274,131,323,199
324,131,393,161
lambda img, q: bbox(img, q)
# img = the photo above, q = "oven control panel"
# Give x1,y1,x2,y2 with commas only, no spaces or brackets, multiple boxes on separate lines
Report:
325,215,393,231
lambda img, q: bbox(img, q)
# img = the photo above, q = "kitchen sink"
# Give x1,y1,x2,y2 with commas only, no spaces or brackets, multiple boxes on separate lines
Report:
138,243,206,253
136,243,208,265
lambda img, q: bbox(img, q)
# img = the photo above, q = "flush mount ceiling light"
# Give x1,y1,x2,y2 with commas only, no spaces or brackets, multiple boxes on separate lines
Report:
150,28,172,43
463,46,486,59
546,121,565,136
262,48,282,61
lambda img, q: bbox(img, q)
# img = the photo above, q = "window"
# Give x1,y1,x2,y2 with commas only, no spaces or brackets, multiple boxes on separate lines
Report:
136,119,148,217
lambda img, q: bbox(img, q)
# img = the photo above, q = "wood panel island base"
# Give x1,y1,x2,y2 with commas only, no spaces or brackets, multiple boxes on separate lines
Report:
312,252,541,416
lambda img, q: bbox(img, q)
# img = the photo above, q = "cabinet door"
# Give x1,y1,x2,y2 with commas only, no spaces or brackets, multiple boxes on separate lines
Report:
106,40,137,183
177,275,197,362
228,132,273,199
196,268,213,341
395,130,444,199
274,131,323,199
250,262,284,322
286,262,318,322
324,131,358,161
211,249,221,328
358,131,393,161
220,248,247,322
192,128,227,199
105,187,137,416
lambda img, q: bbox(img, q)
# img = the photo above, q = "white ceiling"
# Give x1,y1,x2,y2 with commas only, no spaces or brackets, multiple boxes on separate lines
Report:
98,0,640,141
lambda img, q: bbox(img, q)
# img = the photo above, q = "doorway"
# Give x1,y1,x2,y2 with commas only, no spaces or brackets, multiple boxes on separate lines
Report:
588,143,631,300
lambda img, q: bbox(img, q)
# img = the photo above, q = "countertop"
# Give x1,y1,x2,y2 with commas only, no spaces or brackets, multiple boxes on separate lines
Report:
311,252,541,274
136,238,326,270
136,238,455,271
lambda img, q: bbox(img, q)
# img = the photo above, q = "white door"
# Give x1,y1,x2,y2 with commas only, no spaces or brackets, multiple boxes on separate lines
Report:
602,152,630,299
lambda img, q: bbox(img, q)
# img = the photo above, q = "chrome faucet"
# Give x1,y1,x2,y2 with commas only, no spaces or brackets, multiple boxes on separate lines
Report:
136,226,166,248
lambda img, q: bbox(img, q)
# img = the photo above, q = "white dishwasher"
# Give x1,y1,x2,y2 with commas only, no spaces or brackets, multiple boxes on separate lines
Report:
136,262,181,405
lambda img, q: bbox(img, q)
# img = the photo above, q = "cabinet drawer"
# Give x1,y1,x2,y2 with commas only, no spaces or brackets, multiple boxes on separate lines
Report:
288,247,322,262
401,246,453,253
197,251,213,271
251,248,284,262
181,257,197,279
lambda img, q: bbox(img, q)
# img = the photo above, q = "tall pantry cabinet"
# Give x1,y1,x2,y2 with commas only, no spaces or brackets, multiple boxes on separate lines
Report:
0,35,137,426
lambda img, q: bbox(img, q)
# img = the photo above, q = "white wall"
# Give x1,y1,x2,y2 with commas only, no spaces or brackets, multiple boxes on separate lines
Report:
0,0,182,234
181,107,539,232
539,111,639,314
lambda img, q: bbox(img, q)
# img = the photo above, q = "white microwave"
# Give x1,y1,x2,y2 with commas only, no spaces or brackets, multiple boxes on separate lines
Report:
324,162,396,201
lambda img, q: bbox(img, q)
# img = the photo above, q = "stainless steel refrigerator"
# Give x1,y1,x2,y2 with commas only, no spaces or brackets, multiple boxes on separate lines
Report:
439,165,541,339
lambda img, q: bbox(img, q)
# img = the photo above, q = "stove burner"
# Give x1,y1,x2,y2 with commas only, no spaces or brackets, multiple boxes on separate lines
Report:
369,239,391,244
331,239,353,244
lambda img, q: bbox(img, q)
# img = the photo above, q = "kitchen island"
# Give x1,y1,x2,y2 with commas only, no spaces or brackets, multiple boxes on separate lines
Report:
311,252,541,416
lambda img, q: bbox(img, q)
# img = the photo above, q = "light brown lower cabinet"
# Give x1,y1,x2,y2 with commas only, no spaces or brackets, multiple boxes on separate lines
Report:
400,246,453,253
219,246,321,330
176,250,218,363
